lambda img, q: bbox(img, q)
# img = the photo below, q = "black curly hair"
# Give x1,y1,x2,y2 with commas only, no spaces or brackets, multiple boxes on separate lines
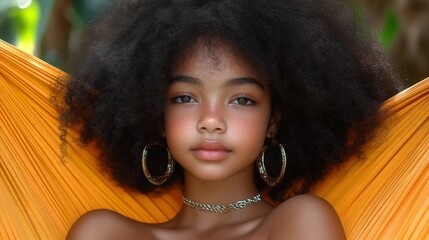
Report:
57,0,402,203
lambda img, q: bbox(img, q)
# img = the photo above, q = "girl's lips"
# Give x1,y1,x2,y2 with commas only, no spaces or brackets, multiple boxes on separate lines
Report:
191,141,231,161
192,149,231,161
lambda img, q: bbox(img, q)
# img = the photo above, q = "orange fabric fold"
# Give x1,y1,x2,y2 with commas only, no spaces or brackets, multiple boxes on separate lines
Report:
0,39,428,239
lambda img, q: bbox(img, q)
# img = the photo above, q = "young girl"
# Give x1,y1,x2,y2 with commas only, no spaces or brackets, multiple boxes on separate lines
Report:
60,0,401,239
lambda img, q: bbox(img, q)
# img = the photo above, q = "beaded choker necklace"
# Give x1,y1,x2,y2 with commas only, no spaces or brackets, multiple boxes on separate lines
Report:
183,193,262,213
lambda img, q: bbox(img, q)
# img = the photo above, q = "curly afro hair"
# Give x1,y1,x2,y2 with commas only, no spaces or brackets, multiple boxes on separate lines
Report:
58,0,402,203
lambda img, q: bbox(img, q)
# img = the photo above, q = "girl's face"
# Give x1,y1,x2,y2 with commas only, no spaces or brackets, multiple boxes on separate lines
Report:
164,42,277,182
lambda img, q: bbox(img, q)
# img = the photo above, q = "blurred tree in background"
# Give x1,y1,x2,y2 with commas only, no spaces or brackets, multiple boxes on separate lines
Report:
0,0,428,86
0,0,41,54
357,0,429,86
0,0,111,68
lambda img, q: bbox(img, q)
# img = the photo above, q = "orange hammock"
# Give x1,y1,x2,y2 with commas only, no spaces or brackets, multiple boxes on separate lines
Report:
0,39,428,239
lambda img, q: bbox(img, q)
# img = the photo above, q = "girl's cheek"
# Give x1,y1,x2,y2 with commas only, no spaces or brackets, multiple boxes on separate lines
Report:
164,108,195,132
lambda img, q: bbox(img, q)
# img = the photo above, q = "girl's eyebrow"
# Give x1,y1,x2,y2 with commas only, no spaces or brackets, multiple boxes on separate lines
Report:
170,76,265,91
170,76,203,86
224,77,265,91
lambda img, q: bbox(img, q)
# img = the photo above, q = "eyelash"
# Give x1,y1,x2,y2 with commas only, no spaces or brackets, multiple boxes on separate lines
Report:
171,94,255,106
230,96,255,106
172,94,197,104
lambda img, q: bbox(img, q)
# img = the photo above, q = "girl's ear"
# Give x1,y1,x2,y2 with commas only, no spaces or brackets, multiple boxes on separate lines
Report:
267,108,281,138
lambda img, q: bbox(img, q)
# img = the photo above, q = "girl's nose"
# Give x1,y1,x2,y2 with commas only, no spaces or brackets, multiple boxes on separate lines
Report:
197,104,227,134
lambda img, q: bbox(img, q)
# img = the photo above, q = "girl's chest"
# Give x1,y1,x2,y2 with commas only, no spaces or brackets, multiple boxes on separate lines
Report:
132,218,273,240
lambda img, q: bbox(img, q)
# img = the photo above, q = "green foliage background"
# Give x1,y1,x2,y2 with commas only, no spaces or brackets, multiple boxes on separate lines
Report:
0,0,111,67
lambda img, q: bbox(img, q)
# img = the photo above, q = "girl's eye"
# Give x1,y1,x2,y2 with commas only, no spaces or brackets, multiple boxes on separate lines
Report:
172,95,197,104
231,96,255,106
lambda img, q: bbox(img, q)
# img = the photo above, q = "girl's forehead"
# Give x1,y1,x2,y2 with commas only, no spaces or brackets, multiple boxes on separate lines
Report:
169,44,270,93
171,40,265,81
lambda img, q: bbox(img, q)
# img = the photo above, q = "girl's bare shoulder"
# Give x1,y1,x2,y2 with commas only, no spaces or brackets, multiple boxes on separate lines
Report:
66,195,346,240
265,194,346,240
66,209,150,240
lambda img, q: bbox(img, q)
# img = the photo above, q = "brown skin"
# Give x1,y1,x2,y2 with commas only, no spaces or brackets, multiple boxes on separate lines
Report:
67,195,345,240
67,42,346,240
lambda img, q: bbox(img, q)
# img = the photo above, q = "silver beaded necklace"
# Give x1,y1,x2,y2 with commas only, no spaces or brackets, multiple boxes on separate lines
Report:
183,193,262,213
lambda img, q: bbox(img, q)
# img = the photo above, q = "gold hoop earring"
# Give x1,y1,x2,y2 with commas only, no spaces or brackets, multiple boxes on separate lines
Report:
142,141,175,185
257,139,287,187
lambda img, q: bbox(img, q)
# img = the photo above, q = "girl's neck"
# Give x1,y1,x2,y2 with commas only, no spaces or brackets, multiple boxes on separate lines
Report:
168,164,273,231
183,164,259,204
